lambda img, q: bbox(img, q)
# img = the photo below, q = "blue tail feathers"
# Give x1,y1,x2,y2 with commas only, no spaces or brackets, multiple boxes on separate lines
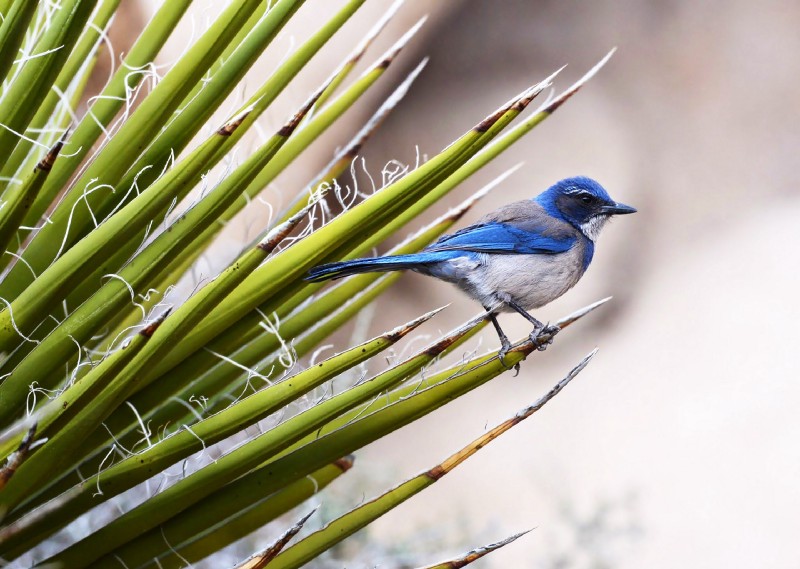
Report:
306,253,440,282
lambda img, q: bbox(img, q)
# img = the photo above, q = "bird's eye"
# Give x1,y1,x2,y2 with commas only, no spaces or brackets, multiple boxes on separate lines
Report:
580,195,592,204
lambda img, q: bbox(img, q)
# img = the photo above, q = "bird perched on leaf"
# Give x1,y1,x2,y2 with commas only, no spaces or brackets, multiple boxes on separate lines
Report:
307,176,636,361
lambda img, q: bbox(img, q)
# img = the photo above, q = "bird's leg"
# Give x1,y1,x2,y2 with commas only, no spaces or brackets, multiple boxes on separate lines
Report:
484,307,518,374
505,299,560,352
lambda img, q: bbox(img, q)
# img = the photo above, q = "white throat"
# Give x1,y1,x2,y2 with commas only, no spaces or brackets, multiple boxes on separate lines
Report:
579,214,610,241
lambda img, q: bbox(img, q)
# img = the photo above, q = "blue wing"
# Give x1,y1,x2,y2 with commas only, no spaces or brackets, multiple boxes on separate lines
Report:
424,222,575,255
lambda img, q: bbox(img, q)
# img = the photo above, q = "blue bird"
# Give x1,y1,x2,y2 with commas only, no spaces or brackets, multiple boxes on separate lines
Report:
307,176,636,358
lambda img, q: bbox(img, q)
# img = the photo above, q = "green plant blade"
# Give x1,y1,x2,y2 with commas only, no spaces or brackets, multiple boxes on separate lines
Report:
70,19,422,335
0,310,434,555
0,0,39,89
226,18,427,227
136,461,343,569
1,0,367,346
0,137,64,257
195,351,596,569
20,0,193,231
300,0,405,125
112,57,434,420
0,80,327,420
82,0,364,285
0,0,96,159
275,297,611,459
0,0,274,302
0,115,245,423
78,178,493,467
37,320,481,567
0,314,166,520
0,0,120,186
0,197,323,516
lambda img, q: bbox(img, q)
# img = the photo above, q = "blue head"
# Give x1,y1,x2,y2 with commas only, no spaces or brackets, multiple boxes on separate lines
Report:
535,176,636,240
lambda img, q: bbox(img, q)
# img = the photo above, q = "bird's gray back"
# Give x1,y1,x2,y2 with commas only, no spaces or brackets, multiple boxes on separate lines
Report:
478,199,574,241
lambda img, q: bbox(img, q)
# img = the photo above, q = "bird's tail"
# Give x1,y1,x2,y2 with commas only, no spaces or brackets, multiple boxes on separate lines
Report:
306,253,433,282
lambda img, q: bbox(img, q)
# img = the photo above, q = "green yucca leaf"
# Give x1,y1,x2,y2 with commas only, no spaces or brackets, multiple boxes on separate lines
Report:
141,353,594,568
0,110,235,342
0,0,304,309
276,54,424,225
20,0,193,233
263,297,610,468
0,0,96,161
16,96,504,517
0,0,119,185
303,0,405,123
128,58,435,404
94,0,306,226
83,17,424,328
65,303,604,568
0,316,163,518
464,49,616,178
0,196,320,463
0,137,65,257
0,0,369,365
316,50,614,254
0,0,16,16
208,351,597,569
0,0,38,88
63,190,477,476
415,531,531,569
0,57,92,276
195,499,314,569
38,319,482,567
61,163,506,484
232,18,427,227
0,119,242,421
132,477,309,568
0,313,164,520
0,200,323,517
0,310,433,557
0,78,328,422
157,275,407,435
0,0,273,300
39,81,443,483
140,160,512,421
96,53,424,355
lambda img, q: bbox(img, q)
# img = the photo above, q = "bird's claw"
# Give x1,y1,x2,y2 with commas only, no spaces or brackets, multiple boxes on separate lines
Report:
530,323,560,351
498,338,520,375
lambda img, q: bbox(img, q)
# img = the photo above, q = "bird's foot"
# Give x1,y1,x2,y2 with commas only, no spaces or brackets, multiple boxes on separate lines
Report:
530,323,560,351
498,337,520,375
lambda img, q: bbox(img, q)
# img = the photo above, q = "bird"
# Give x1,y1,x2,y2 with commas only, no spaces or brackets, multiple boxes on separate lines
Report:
307,176,636,360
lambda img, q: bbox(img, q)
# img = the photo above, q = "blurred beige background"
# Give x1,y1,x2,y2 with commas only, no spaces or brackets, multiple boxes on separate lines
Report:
137,1,800,567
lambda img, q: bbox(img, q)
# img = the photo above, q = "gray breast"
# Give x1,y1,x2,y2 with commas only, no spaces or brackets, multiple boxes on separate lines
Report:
420,240,587,312
479,245,586,310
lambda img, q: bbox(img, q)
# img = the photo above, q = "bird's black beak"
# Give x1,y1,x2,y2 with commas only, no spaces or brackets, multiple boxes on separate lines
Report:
600,202,637,215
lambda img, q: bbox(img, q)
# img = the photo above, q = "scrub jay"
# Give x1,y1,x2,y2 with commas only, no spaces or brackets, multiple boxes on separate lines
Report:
307,176,636,357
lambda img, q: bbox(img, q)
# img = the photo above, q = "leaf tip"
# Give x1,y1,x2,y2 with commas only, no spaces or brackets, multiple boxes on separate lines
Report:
334,454,356,471
140,308,172,338
36,129,70,172
555,296,613,329
386,304,448,341
218,108,251,136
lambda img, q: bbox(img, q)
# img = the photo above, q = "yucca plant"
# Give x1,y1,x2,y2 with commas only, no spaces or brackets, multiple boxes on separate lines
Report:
0,1,614,567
